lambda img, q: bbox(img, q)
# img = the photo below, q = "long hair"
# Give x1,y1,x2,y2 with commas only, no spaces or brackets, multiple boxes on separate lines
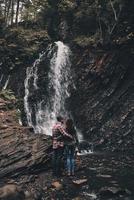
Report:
56,116,63,122
66,119,74,135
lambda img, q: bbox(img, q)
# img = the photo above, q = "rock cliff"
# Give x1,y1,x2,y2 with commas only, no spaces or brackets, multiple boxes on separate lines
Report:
0,91,51,179
70,44,134,151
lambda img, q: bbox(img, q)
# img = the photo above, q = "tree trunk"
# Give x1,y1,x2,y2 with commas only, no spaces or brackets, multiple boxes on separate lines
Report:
11,0,15,25
6,0,12,25
4,0,8,22
15,0,20,25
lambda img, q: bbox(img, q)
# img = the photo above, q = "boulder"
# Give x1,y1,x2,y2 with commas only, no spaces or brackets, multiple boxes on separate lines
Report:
0,184,25,200
72,179,87,185
0,97,51,179
51,181,63,190
99,186,130,197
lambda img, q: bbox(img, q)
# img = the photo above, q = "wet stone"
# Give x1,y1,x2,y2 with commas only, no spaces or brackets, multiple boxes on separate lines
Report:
99,186,130,197
96,174,112,178
72,179,88,185
51,181,63,190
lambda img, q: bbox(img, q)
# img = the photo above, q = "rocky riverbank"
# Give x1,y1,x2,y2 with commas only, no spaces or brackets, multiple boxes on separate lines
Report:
0,93,134,200
1,151,134,200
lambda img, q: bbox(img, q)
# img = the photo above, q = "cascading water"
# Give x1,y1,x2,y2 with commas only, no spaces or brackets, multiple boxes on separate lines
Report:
35,41,72,135
24,52,45,128
24,41,72,135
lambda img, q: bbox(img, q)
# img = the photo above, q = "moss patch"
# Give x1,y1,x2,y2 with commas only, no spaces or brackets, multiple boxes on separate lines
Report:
0,89,16,101
73,33,100,47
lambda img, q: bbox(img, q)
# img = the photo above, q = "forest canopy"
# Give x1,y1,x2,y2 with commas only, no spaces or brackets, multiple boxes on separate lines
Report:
0,0,125,26
0,0,133,46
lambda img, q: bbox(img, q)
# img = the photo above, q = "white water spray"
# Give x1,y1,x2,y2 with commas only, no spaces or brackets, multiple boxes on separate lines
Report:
24,41,72,135
36,41,72,134
24,52,46,128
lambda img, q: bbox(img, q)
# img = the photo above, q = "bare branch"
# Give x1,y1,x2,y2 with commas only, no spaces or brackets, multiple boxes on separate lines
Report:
109,4,123,35
110,0,117,21
98,17,103,40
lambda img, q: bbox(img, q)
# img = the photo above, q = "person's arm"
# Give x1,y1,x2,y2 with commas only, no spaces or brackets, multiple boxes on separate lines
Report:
57,124,73,139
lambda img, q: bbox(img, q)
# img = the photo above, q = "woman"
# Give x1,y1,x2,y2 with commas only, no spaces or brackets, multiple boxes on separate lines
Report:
64,119,78,176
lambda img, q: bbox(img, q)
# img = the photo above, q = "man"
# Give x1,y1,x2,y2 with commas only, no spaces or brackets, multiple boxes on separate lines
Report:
52,116,72,177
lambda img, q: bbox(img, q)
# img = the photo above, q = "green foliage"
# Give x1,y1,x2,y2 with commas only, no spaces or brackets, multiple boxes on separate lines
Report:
1,27,49,72
0,89,16,101
8,27,48,46
58,0,76,13
0,0,132,47
72,0,126,44
21,0,50,22
73,33,100,47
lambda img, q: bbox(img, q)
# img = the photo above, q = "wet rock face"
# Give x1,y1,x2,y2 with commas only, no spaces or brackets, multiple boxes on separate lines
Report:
0,97,51,179
0,28,50,96
70,46,134,151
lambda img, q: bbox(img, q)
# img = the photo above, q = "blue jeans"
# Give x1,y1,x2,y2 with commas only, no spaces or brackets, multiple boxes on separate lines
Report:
52,147,63,176
65,145,75,174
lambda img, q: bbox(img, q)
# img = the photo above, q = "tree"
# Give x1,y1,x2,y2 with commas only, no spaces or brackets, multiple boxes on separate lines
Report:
15,0,20,25
95,0,124,44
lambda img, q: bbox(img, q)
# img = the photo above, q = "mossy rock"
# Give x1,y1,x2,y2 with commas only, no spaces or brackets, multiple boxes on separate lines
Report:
5,27,49,47
73,33,100,47
58,0,76,13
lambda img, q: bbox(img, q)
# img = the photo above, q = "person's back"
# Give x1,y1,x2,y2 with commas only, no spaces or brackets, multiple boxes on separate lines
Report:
52,116,72,177
52,121,64,149
65,119,78,146
64,118,78,176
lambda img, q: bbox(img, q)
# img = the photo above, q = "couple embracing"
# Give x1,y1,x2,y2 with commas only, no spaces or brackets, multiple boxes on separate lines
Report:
52,116,78,177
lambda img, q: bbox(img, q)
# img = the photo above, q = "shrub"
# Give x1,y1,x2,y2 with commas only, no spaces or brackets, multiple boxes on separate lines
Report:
73,33,100,47
0,89,16,101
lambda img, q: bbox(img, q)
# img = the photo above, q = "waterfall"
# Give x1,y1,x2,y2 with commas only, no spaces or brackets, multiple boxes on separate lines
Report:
24,52,46,128
35,41,72,135
50,41,71,115
24,41,72,135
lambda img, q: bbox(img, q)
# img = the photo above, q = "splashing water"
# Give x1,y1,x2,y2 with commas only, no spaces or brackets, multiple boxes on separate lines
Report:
24,54,42,128
35,41,72,134
24,41,72,135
